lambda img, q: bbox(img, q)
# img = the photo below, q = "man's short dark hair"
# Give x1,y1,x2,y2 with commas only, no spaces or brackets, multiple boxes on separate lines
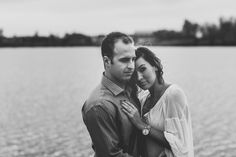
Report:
101,32,133,60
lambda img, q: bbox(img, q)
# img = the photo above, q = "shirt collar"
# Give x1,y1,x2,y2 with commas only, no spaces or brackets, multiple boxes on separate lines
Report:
101,73,125,96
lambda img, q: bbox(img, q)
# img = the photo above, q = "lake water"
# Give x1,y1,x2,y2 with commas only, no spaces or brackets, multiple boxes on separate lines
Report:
0,47,235,157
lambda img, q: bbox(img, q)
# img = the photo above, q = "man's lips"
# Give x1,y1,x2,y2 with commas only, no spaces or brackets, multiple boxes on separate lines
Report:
124,71,133,75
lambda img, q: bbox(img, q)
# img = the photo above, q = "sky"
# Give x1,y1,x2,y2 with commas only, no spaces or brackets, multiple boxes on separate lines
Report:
0,0,236,37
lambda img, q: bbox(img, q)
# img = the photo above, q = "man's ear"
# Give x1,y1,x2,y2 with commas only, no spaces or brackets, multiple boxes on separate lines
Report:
103,56,111,68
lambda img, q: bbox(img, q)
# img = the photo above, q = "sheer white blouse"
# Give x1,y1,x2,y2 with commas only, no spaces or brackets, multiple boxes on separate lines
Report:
138,84,194,157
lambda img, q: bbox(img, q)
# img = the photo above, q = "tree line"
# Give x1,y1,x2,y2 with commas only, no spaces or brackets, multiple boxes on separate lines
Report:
150,17,236,46
0,17,235,47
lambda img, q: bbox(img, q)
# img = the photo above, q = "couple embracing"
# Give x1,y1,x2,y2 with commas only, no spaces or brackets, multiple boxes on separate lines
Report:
82,32,194,157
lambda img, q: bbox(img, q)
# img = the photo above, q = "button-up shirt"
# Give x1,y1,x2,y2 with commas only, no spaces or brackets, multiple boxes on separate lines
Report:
82,74,141,157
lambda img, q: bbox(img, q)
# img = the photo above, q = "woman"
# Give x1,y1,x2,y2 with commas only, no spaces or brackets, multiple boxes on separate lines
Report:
122,47,194,157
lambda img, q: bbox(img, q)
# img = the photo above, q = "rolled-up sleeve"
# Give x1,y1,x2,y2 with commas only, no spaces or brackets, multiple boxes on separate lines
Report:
163,87,194,157
83,104,133,157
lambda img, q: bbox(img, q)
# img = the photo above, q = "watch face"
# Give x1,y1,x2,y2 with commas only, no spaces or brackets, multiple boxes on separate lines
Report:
142,128,149,135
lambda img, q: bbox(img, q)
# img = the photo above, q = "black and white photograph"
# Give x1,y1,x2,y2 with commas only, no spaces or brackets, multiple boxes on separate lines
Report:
0,0,236,156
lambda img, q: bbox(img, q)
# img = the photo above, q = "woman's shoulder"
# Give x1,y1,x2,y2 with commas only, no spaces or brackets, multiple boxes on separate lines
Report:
164,84,189,118
165,84,188,107
167,84,186,99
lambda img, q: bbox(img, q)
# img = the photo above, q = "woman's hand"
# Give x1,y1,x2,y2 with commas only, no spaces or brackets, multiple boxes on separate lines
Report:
122,101,172,150
121,100,146,130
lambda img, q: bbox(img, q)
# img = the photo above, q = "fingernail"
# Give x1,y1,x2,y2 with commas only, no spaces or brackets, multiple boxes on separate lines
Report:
120,100,125,104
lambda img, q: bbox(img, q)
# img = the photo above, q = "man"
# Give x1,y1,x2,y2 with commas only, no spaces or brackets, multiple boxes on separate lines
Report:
82,32,141,157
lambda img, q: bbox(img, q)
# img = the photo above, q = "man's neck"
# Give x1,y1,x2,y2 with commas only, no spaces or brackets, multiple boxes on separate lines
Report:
104,72,126,89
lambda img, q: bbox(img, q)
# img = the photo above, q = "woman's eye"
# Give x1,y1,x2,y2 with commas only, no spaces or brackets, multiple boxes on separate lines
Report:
140,67,146,72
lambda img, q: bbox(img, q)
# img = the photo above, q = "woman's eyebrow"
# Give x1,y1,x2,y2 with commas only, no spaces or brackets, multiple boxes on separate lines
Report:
137,64,145,70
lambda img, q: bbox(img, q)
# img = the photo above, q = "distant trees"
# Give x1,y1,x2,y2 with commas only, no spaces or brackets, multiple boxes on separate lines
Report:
153,30,183,40
62,33,92,46
218,17,236,44
0,29,3,37
0,32,95,47
0,17,236,47
151,17,236,45
197,17,236,45
182,20,199,39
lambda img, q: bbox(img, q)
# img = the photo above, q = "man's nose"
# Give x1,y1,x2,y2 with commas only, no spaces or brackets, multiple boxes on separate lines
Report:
127,60,134,69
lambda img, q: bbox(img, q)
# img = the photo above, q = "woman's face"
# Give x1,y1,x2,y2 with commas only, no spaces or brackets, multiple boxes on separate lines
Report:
135,57,157,90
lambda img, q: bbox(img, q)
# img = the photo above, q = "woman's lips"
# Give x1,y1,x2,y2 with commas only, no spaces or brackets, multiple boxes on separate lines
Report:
138,81,147,87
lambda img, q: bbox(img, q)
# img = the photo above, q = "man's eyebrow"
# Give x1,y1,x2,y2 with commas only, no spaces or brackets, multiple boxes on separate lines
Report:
119,57,134,60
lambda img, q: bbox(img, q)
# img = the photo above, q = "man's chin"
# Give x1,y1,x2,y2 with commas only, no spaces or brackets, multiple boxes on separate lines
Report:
122,76,132,82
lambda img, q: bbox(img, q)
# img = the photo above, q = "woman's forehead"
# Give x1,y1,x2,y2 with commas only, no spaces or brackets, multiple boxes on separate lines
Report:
135,57,152,67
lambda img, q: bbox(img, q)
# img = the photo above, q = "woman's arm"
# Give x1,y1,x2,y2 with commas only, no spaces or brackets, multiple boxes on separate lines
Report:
122,101,171,150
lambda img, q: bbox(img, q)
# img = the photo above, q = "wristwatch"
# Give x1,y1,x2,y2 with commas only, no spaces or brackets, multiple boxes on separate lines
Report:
142,125,151,136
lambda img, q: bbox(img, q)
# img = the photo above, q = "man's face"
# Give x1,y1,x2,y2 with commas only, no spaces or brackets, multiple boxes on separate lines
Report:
108,40,136,84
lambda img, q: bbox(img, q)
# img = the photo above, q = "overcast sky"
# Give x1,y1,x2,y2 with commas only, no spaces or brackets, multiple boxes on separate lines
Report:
0,0,235,37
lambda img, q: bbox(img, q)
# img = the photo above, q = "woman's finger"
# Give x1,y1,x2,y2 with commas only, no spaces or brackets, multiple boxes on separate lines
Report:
122,101,134,109
122,104,132,113
122,102,134,112
123,101,136,109
121,108,132,117
122,102,130,110
122,104,136,115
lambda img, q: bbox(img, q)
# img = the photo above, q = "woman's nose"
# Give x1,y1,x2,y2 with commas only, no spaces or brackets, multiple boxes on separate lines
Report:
137,72,143,80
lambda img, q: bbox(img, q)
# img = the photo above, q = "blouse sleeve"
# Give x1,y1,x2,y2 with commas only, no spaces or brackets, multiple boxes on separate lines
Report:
163,86,194,157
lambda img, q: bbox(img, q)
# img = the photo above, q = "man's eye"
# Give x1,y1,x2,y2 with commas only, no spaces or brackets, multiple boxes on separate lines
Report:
120,58,130,62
